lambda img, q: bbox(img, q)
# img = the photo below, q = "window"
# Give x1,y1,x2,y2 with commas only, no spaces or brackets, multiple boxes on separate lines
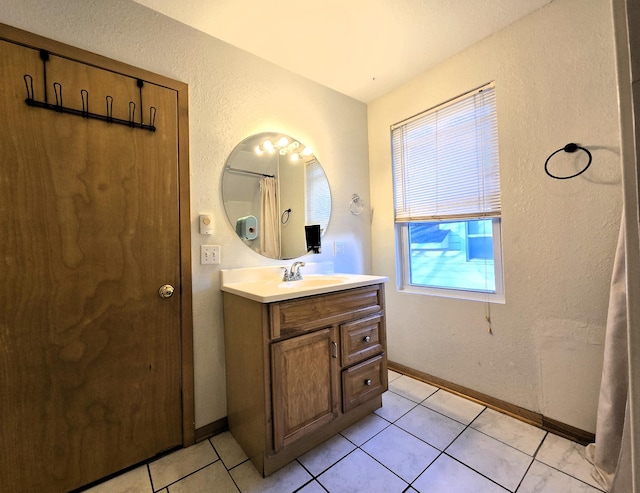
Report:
305,158,331,233
391,82,504,302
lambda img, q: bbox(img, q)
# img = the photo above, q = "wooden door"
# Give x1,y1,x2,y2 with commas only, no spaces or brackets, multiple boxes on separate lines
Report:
271,328,339,452
0,37,188,492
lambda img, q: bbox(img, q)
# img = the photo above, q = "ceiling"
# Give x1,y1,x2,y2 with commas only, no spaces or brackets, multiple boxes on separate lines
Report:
132,0,553,103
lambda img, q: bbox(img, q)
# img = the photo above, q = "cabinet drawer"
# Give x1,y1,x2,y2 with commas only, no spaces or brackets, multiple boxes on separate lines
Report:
270,284,384,339
340,315,383,367
342,354,387,413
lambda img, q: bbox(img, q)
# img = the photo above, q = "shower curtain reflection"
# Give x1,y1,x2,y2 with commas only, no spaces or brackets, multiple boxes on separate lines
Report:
260,177,280,258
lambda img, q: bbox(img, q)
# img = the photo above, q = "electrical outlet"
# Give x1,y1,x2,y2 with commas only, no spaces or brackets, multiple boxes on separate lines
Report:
334,241,345,256
201,245,220,265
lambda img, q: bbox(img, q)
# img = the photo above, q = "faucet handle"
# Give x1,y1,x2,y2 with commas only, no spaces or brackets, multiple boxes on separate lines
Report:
292,262,305,280
281,267,291,282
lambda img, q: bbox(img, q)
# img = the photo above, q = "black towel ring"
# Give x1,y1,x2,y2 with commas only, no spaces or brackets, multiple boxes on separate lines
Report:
280,208,291,224
544,143,592,180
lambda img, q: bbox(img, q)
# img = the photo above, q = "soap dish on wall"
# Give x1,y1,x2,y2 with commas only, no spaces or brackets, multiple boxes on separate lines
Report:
349,194,364,215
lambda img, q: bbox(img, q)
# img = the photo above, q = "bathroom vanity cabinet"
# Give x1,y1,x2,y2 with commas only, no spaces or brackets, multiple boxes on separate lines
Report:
222,283,387,476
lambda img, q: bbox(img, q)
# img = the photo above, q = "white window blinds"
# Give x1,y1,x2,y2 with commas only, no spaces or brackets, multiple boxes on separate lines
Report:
392,83,500,222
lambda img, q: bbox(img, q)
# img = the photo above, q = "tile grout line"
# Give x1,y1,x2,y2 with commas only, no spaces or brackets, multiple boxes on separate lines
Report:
434,402,513,490
531,458,607,492
377,387,492,491
143,374,598,493
159,418,599,493
290,461,323,493
464,408,546,459
146,463,155,492
439,452,513,492
531,431,549,458
513,455,537,493
349,441,412,489
339,414,392,448
529,433,606,492
407,450,446,492
361,386,470,491
461,407,554,492
208,437,247,493
434,403,528,492
152,458,220,492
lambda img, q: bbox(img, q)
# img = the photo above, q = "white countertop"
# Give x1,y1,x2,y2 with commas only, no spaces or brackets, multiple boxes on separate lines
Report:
220,264,388,303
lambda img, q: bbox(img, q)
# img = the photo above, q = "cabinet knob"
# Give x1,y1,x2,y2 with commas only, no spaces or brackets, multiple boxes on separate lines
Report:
365,379,372,386
363,335,371,343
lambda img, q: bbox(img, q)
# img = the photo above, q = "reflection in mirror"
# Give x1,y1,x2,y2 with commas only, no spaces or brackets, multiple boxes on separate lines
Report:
222,133,331,260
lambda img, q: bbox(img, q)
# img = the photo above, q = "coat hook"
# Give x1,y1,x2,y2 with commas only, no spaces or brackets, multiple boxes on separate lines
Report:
106,96,113,123
21,68,157,131
23,74,34,101
149,106,156,129
81,89,89,118
53,82,63,111
128,101,136,127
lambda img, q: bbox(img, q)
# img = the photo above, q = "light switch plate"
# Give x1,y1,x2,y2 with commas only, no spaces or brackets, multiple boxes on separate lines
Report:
201,245,220,264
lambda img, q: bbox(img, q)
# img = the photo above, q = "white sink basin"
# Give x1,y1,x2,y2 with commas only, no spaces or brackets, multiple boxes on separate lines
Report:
221,266,388,303
276,275,350,289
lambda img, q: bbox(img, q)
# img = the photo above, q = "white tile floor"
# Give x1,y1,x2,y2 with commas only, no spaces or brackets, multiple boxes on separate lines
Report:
84,371,606,493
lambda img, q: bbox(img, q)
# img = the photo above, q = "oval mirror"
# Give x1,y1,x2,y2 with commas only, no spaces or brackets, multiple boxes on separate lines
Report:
222,132,332,260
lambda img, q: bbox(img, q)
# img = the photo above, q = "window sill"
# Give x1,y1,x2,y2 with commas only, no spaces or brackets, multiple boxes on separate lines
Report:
397,284,505,304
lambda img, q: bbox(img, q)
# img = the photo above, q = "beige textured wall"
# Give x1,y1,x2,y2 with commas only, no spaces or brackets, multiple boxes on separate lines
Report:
0,0,372,428
2,0,623,434
368,0,621,432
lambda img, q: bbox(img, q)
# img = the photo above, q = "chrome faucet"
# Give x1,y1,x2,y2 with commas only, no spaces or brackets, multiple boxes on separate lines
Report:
290,261,306,281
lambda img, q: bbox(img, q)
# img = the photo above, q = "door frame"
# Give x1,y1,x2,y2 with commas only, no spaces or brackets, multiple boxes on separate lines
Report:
0,22,196,447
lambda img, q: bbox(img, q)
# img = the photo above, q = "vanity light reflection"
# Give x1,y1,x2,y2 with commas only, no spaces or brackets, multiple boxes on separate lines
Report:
254,137,312,162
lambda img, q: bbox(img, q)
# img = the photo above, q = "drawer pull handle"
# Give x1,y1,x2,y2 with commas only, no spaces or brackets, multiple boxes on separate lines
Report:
365,379,372,386
363,335,371,343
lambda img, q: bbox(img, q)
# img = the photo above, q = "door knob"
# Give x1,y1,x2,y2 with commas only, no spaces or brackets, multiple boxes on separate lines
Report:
158,284,175,299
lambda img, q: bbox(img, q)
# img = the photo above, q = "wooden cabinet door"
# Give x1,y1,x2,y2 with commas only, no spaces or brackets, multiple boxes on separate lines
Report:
271,328,339,452
0,38,187,491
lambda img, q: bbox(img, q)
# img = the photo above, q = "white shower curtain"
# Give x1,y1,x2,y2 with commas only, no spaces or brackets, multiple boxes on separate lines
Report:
260,177,280,258
587,216,633,492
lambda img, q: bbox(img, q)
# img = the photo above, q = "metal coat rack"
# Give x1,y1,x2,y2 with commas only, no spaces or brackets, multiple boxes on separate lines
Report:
23,50,157,132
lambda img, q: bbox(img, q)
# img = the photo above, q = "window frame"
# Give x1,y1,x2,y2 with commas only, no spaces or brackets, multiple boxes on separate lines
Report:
396,220,505,303
392,82,505,303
